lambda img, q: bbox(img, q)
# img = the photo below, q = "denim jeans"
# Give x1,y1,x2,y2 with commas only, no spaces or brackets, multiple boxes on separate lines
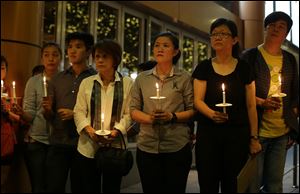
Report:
257,134,289,193
24,142,49,193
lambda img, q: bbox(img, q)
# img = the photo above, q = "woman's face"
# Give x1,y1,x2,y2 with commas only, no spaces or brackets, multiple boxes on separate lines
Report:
94,49,115,74
1,62,7,80
42,45,61,73
210,24,236,52
153,36,178,64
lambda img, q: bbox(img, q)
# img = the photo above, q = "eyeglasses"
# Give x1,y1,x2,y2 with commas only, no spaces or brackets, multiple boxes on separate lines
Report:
210,32,232,39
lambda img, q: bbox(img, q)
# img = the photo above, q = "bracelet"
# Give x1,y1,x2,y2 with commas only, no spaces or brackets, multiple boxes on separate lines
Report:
171,112,177,123
250,135,259,140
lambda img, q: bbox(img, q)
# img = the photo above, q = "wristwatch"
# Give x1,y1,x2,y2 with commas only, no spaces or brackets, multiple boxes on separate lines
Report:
171,112,177,123
250,135,259,140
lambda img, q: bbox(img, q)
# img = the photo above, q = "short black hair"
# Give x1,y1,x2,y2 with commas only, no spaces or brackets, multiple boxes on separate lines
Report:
92,39,122,70
264,11,293,33
66,32,94,51
1,55,8,69
42,42,62,57
32,65,45,76
138,60,157,71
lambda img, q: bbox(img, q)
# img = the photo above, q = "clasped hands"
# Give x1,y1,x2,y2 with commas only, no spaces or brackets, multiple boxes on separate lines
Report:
150,110,173,125
85,126,119,144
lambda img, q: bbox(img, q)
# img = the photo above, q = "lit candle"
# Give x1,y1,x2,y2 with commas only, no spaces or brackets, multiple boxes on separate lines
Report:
156,82,160,98
222,83,226,113
1,80,3,97
101,113,104,131
278,75,281,93
12,81,16,102
43,76,47,97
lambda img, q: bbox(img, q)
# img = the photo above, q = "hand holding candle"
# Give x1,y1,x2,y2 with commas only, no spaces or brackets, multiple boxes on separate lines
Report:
95,112,111,136
43,76,47,97
272,74,286,97
215,83,232,113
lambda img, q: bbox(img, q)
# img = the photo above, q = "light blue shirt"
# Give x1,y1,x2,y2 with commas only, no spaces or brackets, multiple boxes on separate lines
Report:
23,73,50,144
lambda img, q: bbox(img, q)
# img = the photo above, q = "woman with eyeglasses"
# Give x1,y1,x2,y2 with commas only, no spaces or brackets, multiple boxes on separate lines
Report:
192,18,261,192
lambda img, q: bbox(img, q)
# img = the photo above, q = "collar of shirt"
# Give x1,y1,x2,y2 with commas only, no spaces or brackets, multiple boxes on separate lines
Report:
92,71,121,87
146,65,182,79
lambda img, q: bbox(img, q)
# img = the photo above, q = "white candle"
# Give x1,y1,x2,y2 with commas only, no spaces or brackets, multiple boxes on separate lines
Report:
222,83,226,113
1,80,3,97
101,113,104,131
12,81,16,102
278,75,281,93
156,82,160,98
222,83,226,104
43,76,47,97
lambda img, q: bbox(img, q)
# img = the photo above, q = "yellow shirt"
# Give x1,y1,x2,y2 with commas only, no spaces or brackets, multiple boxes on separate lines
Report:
258,45,289,138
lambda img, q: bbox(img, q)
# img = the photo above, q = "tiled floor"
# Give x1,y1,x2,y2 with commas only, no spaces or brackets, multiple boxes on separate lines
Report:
121,144,299,193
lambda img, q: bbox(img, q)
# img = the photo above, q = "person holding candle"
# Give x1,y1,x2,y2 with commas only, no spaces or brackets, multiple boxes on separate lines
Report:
192,18,261,193
1,55,20,193
12,81,16,103
130,32,195,193
241,12,299,193
10,42,62,192
73,39,133,193
42,32,97,192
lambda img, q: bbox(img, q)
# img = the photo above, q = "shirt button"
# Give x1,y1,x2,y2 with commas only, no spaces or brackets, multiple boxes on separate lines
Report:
72,90,75,93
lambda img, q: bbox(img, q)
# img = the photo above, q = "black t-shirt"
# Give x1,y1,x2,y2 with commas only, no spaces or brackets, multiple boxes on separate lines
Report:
192,58,254,127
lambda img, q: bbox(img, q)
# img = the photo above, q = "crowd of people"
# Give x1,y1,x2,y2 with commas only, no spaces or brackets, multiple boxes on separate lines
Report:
1,11,298,193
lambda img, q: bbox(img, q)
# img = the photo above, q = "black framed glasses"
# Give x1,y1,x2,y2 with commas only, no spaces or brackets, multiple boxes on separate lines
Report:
210,32,232,39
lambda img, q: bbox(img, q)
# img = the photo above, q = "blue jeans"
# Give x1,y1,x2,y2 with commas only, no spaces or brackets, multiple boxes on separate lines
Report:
257,134,289,193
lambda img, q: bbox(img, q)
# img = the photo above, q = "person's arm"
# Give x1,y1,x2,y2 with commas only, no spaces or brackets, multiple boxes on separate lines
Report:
21,77,38,123
73,79,93,135
131,109,153,124
256,96,281,110
245,81,262,154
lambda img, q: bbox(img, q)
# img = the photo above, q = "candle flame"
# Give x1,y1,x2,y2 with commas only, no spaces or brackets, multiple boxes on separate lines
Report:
43,76,46,83
1,80,3,87
156,82,159,89
12,81,15,87
222,83,225,92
